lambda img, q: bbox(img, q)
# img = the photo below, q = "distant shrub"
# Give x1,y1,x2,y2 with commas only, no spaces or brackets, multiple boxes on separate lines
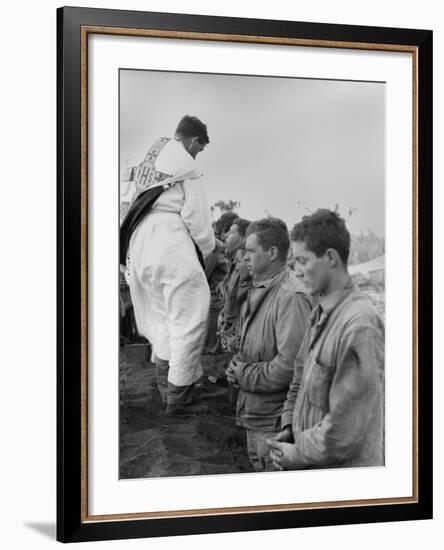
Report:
349,231,385,265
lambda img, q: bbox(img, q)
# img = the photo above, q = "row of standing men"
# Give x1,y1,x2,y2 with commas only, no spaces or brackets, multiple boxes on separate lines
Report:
125,115,385,473
204,211,384,472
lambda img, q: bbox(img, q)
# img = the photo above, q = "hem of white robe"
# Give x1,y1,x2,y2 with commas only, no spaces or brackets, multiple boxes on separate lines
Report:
168,362,203,387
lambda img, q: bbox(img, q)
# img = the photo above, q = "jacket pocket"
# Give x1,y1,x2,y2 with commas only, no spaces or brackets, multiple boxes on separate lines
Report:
307,359,335,411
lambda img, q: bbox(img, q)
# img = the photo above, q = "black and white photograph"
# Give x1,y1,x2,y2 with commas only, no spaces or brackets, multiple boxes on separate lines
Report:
119,68,386,479
1,0,438,545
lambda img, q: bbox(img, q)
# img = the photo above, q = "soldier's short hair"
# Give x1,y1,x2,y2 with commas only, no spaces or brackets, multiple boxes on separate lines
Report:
233,218,251,238
246,217,290,262
290,209,350,265
215,211,239,238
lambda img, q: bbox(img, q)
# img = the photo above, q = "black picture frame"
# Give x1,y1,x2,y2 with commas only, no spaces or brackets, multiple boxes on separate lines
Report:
57,6,433,543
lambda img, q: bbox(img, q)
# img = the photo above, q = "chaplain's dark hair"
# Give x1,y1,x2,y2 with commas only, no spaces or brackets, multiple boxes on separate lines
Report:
215,211,239,238
290,209,350,265
233,218,251,238
246,217,290,262
175,115,209,145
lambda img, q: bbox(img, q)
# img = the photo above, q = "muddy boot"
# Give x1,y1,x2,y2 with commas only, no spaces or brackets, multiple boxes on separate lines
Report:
167,380,195,404
155,358,169,404
164,381,208,416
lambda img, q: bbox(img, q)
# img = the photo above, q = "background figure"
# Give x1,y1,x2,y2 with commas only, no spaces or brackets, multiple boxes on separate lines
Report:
203,211,240,354
226,217,312,471
217,218,251,354
269,209,385,470
128,115,215,415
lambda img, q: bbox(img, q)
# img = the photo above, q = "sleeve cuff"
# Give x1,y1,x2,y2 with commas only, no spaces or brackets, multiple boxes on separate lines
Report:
281,412,293,429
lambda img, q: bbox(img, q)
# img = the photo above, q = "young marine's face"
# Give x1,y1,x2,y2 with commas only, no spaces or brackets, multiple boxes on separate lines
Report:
244,233,272,276
225,223,242,255
235,249,251,282
291,240,330,295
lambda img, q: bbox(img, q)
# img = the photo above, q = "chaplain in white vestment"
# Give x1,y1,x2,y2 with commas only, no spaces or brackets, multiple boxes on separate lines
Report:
128,116,215,414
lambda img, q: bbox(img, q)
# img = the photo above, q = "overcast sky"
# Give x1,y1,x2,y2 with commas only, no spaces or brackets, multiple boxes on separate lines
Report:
120,69,385,236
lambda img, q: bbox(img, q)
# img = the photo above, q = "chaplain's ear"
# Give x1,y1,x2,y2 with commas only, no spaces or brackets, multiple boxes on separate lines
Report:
325,248,341,267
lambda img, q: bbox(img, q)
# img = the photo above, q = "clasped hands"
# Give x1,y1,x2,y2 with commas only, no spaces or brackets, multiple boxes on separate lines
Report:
225,354,247,385
266,426,299,471
225,358,300,471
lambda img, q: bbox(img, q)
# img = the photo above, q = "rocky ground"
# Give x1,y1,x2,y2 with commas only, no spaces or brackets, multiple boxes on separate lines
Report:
119,350,253,479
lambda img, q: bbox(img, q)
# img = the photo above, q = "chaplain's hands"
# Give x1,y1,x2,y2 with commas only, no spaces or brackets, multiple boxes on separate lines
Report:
267,438,299,471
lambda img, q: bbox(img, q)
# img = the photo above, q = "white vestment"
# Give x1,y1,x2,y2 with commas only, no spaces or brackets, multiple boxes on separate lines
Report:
128,139,215,386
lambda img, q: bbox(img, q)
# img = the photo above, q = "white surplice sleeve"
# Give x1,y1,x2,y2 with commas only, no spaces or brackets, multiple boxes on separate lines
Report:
180,177,215,257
